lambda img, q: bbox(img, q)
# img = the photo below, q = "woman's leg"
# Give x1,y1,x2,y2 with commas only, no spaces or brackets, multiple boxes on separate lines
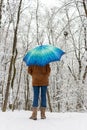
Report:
40,86,47,119
30,86,40,120
41,86,47,107
33,86,40,107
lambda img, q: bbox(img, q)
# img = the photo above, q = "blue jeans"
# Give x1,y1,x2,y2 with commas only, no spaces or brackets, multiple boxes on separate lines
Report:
32,86,47,107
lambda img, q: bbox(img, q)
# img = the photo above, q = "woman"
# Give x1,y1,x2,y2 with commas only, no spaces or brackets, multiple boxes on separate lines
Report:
28,64,51,120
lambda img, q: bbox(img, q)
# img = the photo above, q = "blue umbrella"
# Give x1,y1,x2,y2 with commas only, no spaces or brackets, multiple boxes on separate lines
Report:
23,44,65,66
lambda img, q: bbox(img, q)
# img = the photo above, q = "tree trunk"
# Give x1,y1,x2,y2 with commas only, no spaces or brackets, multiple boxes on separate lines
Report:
12,62,23,111
2,0,23,112
47,89,52,112
24,75,31,110
83,27,87,83
0,0,3,28
36,0,39,45
82,0,87,17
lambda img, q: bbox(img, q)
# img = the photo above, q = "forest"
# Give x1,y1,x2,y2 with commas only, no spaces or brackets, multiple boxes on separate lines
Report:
0,0,87,112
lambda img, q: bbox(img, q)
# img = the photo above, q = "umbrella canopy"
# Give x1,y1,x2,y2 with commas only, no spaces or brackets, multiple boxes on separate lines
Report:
23,44,65,66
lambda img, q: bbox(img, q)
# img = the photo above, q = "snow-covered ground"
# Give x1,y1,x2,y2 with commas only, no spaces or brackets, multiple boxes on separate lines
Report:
0,110,87,130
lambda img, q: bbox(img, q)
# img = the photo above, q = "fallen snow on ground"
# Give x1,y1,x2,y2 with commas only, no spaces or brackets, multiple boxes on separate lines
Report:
0,110,87,130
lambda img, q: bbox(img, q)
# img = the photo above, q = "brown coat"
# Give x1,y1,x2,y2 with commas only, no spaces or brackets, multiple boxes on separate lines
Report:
28,64,51,86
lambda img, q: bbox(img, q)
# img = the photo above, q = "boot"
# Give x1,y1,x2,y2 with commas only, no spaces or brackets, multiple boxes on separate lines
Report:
40,107,46,119
29,107,37,120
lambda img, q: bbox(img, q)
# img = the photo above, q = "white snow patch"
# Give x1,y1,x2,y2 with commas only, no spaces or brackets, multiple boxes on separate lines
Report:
0,110,87,130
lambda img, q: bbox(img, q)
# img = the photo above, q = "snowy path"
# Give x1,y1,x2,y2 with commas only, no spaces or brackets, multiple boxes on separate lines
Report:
0,110,87,130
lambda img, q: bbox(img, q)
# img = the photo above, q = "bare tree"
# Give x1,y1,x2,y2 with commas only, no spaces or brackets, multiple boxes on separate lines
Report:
82,27,87,83
2,0,23,112
36,0,39,45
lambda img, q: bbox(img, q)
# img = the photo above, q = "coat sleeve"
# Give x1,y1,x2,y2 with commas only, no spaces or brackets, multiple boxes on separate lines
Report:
28,66,32,75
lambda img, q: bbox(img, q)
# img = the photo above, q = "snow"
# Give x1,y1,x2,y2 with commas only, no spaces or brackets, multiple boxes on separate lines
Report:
0,110,87,130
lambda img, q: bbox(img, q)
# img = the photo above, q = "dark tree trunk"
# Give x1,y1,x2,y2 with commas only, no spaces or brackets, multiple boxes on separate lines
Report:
82,0,87,17
47,89,52,112
2,0,23,112
0,0,3,28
